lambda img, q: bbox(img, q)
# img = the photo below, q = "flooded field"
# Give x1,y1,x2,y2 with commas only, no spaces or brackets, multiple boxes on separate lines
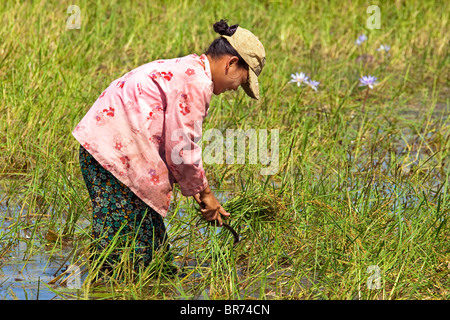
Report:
0,242,75,300
1,100,449,299
0,195,82,299
0,185,322,300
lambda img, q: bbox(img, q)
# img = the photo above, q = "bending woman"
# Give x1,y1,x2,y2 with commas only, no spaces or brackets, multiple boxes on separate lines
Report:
72,19,266,271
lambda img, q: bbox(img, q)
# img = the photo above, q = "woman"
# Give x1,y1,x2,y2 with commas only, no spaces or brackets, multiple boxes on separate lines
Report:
73,19,266,271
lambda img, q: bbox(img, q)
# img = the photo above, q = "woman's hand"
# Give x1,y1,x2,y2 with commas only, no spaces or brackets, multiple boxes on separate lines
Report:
193,185,229,226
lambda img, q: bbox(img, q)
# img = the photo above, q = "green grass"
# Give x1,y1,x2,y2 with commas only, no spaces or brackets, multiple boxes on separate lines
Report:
0,0,449,300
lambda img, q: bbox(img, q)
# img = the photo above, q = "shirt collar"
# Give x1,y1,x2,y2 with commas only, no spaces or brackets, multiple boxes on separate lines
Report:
199,54,212,80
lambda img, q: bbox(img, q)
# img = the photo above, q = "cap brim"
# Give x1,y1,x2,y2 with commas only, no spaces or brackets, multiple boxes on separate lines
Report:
241,68,259,100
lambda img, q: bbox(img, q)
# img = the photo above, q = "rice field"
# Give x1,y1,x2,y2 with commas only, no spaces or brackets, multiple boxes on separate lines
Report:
0,0,449,300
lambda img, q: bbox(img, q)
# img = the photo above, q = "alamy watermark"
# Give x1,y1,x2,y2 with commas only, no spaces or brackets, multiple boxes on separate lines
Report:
170,121,279,175
65,264,82,289
366,265,382,290
366,5,381,30
66,5,81,30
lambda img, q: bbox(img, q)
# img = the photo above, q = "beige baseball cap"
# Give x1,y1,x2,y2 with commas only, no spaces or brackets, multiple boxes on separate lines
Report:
222,27,266,100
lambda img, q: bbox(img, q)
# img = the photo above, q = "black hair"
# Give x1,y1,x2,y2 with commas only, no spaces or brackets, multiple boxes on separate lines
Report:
205,19,249,70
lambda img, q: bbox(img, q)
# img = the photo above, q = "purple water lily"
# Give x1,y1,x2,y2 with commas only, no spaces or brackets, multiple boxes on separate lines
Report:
306,79,320,91
376,44,391,52
355,34,367,45
359,75,378,89
289,72,309,87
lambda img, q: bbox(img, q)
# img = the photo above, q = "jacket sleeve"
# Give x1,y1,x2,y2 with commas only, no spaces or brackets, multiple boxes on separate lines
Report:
164,80,211,196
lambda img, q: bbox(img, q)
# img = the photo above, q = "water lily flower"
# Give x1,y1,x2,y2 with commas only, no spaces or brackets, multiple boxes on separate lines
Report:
359,75,378,89
376,44,391,52
306,79,320,91
289,72,309,87
355,34,367,45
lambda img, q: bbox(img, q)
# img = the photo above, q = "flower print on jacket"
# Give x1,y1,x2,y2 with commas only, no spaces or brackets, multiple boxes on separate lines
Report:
185,68,195,76
161,71,173,81
115,141,124,151
83,141,98,152
147,103,164,121
149,70,161,80
148,169,160,185
165,193,171,209
74,125,85,132
94,106,115,126
104,106,115,117
136,83,143,95
147,110,155,120
179,92,193,116
120,155,131,169
151,175,160,184
117,80,126,89
149,70,173,81
113,134,131,152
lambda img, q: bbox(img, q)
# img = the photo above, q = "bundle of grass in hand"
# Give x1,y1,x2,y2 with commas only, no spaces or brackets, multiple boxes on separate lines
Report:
222,185,288,223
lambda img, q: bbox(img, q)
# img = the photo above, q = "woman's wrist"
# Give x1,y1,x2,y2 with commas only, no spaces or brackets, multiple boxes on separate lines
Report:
199,185,212,198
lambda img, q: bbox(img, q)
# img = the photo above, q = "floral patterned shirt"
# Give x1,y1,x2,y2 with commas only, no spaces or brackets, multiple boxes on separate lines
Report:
73,54,213,217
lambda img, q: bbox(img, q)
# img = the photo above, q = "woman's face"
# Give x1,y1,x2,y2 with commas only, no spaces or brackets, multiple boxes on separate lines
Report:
211,55,249,95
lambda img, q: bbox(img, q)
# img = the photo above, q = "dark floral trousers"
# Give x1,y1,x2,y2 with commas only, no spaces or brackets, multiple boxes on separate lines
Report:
79,145,171,269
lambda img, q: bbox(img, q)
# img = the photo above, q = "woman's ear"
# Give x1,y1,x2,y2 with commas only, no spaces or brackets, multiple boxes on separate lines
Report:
228,56,240,67
225,56,240,74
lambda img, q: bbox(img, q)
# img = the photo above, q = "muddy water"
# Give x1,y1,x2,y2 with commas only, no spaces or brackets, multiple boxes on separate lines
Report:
0,217,84,300
0,243,74,300
0,194,85,300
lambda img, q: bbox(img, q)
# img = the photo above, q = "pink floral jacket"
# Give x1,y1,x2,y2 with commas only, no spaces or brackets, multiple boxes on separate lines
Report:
73,54,213,217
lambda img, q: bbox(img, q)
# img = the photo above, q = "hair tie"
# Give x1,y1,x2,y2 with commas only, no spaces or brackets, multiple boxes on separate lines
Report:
228,24,238,35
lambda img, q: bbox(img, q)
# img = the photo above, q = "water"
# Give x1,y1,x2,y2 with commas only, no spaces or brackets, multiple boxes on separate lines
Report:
0,241,85,301
0,244,72,300
0,191,85,300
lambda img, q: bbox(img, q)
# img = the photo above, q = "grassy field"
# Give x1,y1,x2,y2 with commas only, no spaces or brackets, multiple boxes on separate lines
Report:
0,0,449,300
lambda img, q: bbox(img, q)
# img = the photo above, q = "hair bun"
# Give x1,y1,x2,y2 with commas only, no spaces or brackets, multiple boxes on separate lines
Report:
213,19,238,36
